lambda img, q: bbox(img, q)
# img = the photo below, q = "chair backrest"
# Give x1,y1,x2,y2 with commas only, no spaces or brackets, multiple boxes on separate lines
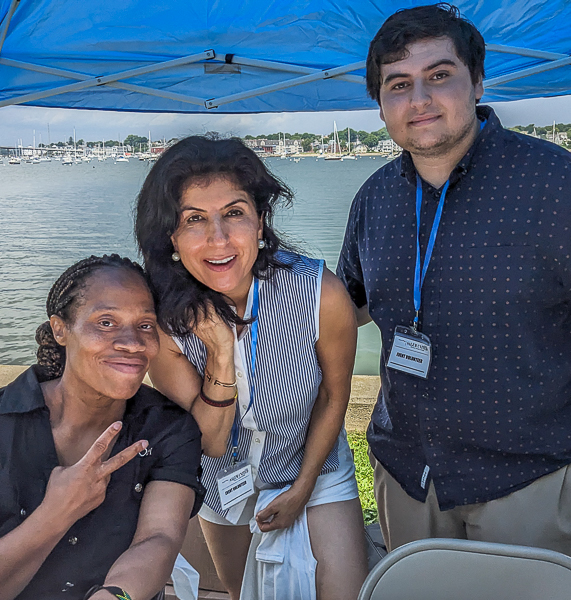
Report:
358,538,571,600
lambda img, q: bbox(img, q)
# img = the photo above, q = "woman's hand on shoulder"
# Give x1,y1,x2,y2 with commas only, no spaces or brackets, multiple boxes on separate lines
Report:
43,422,147,527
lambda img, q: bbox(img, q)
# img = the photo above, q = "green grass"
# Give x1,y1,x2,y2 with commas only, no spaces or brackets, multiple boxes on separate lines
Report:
347,432,379,525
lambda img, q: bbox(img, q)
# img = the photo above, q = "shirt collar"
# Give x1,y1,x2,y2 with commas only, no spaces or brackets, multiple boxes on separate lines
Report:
399,105,500,188
0,365,47,414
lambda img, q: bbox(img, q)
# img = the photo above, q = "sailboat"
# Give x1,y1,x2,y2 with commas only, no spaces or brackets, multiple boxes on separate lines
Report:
279,133,287,159
343,127,357,159
324,121,343,160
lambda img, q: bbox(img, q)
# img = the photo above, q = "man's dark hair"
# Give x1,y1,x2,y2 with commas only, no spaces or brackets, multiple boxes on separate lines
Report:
366,3,485,104
135,135,294,336
36,254,148,380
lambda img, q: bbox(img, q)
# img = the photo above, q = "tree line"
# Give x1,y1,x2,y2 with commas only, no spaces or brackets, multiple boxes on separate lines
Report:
244,127,391,151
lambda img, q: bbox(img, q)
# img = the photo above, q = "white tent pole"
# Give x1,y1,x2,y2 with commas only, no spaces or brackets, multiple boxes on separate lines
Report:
486,54,571,88
206,60,366,109
486,44,566,61
0,51,213,108
0,0,20,54
215,53,365,85
102,81,206,106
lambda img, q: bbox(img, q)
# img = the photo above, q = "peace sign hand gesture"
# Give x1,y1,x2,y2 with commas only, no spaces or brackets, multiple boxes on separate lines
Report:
43,421,148,527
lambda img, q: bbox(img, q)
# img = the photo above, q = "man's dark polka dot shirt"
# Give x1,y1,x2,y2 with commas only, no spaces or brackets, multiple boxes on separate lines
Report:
337,105,571,509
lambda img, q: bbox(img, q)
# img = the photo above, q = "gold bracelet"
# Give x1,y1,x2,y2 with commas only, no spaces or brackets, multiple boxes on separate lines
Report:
204,368,237,388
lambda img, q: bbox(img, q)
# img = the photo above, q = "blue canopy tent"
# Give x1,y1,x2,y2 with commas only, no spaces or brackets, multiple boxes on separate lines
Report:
0,0,571,114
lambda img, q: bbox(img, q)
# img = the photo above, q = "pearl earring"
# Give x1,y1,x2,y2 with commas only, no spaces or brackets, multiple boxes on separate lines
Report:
172,252,181,261
258,239,266,249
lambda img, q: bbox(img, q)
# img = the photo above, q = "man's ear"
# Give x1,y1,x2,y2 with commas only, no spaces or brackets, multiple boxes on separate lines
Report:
49,315,67,347
474,77,484,103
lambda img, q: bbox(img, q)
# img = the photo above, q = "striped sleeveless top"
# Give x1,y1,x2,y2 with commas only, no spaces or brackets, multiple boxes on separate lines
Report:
176,251,340,515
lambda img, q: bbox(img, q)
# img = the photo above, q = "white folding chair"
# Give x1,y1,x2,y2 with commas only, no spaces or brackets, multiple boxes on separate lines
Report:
358,538,571,600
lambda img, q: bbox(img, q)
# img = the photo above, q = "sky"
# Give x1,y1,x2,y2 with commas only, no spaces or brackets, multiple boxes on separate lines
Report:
1,94,571,148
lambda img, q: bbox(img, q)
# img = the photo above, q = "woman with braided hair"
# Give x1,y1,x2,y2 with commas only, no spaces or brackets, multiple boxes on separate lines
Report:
0,255,204,600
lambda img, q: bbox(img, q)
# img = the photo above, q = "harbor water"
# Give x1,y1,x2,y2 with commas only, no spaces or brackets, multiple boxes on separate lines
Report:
0,155,385,373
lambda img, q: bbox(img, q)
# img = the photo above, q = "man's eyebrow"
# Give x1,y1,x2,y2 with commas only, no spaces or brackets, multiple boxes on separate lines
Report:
382,59,458,85
424,59,457,72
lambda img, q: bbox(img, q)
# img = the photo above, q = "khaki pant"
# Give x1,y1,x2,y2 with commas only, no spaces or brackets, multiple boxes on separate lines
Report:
370,451,571,555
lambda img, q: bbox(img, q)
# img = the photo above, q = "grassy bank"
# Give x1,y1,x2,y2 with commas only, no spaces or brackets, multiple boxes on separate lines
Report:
347,432,378,525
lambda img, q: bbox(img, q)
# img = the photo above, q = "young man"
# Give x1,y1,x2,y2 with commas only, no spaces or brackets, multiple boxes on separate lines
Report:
337,4,571,553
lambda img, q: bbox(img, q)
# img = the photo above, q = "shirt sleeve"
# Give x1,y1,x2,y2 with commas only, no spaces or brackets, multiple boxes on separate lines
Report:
149,410,205,518
336,190,368,309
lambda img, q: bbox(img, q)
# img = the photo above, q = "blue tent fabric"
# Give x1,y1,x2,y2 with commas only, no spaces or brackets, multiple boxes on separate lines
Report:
0,0,570,113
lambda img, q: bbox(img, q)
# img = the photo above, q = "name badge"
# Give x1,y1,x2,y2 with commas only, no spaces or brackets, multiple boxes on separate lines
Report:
216,461,255,511
386,325,432,379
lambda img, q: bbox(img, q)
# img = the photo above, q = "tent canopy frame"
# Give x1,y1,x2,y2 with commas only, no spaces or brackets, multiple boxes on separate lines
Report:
1,0,570,112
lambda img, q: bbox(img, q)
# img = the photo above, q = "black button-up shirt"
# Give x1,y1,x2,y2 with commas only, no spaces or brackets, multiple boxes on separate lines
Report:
337,106,571,509
0,366,205,599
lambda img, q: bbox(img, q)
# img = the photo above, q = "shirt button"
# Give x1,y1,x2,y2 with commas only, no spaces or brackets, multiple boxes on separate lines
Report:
68,536,78,545
237,371,243,378
20,508,26,517
242,404,248,410
134,483,143,493
254,438,261,444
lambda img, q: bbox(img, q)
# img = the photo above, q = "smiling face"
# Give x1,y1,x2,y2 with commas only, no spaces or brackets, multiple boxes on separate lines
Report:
170,177,263,306
378,37,483,158
51,267,159,401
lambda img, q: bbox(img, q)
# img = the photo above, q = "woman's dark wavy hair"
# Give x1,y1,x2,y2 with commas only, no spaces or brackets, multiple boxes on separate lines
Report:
366,3,485,104
134,135,294,336
36,254,148,380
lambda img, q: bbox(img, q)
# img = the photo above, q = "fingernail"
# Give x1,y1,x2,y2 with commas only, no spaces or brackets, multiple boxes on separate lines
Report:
113,421,122,430
141,440,149,449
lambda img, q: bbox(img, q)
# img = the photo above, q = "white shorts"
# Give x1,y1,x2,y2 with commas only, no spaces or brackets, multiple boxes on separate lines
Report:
199,430,359,526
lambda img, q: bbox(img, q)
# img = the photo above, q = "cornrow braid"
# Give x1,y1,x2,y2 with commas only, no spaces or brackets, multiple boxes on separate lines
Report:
36,254,147,380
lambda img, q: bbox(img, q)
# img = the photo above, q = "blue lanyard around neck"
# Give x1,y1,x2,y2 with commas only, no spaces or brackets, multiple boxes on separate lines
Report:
413,176,449,330
412,118,486,331
230,277,259,465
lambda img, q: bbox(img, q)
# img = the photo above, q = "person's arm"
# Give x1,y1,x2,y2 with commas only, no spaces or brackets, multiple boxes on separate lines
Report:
255,268,357,531
149,319,236,458
336,190,371,327
88,481,195,600
0,423,147,600
355,304,372,327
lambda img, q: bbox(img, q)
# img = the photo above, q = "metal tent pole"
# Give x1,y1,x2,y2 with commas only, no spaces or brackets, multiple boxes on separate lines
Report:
0,0,20,55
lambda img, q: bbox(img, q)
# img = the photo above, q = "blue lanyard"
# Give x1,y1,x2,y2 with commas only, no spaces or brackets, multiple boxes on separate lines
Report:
412,119,486,331
413,176,449,330
231,277,259,465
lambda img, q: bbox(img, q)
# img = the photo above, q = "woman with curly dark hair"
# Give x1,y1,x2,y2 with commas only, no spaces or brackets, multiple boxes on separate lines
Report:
0,255,204,600
136,137,367,600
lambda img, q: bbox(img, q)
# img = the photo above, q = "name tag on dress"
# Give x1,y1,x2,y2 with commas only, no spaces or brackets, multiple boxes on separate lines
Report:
386,325,432,379
216,461,255,510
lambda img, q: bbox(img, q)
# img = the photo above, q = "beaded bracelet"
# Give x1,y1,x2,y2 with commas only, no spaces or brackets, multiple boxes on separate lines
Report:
204,368,237,388
200,387,237,408
84,585,132,600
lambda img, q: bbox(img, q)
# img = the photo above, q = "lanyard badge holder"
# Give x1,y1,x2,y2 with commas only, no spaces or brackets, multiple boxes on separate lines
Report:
216,278,259,511
386,176,450,379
